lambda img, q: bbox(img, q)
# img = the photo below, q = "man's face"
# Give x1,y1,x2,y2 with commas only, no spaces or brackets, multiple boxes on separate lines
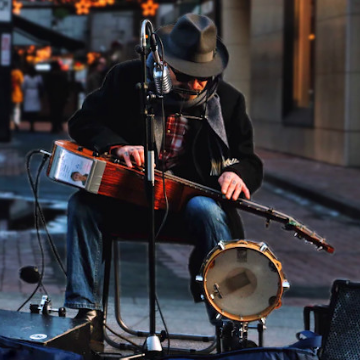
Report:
72,172,83,182
168,65,209,100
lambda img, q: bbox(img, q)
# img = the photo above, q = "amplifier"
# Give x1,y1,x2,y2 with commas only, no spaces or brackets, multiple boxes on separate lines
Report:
0,309,92,359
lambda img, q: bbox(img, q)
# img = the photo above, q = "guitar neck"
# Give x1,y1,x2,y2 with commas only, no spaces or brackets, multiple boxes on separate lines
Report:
158,170,334,254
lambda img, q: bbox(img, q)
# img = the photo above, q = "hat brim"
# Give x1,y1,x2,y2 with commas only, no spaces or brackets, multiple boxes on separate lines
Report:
156,24,229,78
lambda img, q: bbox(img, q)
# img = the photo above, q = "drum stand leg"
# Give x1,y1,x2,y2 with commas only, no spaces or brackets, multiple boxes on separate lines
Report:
257,318,265,347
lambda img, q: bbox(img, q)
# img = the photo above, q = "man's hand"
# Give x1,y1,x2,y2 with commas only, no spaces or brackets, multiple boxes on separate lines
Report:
114,145,145,168
218,171,250,200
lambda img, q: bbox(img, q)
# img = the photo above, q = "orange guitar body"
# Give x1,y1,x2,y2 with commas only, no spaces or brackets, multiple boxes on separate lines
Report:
47,139,204,212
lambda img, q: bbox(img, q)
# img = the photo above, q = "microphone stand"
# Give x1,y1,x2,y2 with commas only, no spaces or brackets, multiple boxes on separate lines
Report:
137,19,162,358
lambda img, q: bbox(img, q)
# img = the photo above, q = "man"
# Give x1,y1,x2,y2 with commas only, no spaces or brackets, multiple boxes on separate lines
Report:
70,171,88,186
65,13,263,349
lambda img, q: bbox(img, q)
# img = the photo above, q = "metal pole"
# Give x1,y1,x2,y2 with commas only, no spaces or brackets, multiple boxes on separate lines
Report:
138,19,162,357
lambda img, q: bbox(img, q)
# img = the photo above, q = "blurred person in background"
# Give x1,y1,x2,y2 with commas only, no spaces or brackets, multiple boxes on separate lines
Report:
85,57,107,94
45,61,70,133
109,40,125,67
10,63,24,131
22,64,44,132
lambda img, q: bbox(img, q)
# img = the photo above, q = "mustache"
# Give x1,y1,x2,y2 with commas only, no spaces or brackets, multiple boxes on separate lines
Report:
172,87,200,95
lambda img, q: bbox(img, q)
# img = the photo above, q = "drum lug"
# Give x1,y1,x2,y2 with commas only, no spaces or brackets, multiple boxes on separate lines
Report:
259,242,268,252
195,275,203,283
218,241,226,250
282,279,290,289
259,317,267,327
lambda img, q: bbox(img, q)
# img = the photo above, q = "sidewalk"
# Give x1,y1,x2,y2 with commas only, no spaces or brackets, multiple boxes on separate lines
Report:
0,122,360,356
257,148,360,220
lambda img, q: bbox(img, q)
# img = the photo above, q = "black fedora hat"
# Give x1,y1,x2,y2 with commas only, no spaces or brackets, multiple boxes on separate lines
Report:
156,13,229,78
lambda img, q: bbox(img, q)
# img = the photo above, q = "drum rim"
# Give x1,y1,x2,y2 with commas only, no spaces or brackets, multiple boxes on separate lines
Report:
200,239,287,322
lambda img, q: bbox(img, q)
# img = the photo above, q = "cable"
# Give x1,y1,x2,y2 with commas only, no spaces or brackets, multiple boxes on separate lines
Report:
27,150,67,274
17,150,67,311
17,150,48,311
104,323,144,351
155,294,171,354
28,150,67,276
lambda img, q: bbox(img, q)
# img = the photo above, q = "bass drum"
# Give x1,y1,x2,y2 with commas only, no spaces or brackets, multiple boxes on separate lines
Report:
200,240,289,323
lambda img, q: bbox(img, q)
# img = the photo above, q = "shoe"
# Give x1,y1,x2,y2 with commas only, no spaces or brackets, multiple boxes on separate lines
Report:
75,309,104,352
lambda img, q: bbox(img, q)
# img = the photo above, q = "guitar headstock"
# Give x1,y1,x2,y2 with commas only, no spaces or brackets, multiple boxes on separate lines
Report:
284,218,335,254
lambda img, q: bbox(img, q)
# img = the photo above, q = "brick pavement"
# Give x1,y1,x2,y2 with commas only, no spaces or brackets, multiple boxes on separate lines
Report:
0,230,66,298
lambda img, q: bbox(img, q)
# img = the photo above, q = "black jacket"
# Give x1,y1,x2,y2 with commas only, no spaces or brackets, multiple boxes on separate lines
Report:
68,59,263,237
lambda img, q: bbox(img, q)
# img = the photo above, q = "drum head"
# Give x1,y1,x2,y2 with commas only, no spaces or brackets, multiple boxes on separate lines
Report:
202,240,286,322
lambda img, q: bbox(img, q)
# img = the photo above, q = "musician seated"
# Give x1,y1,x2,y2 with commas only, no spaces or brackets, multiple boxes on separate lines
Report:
64,13,263,350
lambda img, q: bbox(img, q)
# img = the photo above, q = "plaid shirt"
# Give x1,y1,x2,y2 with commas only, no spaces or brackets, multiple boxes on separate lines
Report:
158,114,189,170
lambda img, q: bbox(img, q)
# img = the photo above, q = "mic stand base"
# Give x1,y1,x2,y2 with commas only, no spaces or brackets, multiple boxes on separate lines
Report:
114,336,162,360
143,335,163,359
145,335,162,352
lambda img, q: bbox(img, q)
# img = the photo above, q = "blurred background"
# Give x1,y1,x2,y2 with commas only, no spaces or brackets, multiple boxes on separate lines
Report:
1,0,359,167
0,0,360,354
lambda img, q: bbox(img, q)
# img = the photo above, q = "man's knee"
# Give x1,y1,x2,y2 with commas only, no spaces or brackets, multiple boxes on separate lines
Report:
185,196,223,222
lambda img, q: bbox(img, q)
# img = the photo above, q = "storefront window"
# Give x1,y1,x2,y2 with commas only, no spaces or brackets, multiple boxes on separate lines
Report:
283,0,315,127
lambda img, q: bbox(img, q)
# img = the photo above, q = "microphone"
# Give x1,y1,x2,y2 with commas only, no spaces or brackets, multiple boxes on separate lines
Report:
140,19,172,95
150,33,172,95
153,62,172,95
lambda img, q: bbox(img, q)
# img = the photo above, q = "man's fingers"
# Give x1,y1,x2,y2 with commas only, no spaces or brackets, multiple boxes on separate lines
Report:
242,184,250,200
139,150,145,165
225,179,237,199
131,147,145,166
219,172,250,201
130,148,143,167
117,146,145,168
123,151,133,168
220,173,236,199
232,185,242,201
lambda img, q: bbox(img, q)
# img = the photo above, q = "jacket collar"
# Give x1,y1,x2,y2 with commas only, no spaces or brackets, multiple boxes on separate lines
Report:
205,94,229,149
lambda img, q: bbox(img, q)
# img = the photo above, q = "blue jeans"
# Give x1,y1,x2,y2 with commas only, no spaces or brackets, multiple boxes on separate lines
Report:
65,191,237,312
